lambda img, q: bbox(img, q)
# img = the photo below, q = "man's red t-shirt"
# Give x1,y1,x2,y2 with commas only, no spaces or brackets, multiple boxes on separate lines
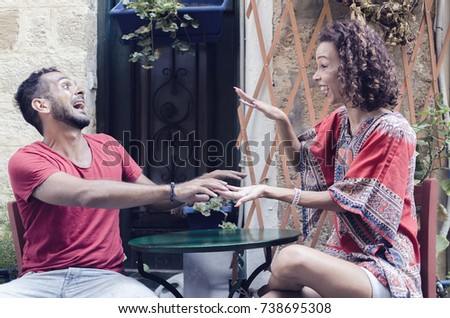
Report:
8,134,142,275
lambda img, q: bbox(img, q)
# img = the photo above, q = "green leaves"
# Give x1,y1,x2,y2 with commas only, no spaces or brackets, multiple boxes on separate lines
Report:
193,196,228,215
412,93,450,186
412,93,450,257
122,0,199,68
440,179,450,196
219,221,237,230
437,235,450,256
191,196,235,218
337,0,419,46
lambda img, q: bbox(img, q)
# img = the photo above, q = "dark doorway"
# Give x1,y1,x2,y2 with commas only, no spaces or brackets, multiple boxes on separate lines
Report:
97,1,241,271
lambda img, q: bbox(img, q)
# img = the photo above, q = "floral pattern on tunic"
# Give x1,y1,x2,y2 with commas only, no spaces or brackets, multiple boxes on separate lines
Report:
297,106,422,298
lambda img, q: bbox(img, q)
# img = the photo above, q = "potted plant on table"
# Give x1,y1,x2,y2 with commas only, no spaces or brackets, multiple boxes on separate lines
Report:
182,196,237,230
181,195,238,297
110,0,230,68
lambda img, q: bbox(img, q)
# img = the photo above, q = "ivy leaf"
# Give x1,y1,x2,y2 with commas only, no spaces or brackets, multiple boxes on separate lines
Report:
440,179,450,196
437,235,450,256
219,221,238,230
143,263,151,273
191,20,200,29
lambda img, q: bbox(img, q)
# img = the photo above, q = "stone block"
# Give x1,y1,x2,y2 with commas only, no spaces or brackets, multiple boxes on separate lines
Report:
23,0,94,7
0,0,22,8
55,7,96,52
0,10,19,52
18,8,52,52
0,57,27,100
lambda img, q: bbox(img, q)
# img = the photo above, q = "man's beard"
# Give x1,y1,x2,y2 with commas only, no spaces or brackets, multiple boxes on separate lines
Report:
49,97,90,130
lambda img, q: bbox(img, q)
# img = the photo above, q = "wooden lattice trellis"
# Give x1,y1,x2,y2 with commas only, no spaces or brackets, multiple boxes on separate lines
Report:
236,0,450,242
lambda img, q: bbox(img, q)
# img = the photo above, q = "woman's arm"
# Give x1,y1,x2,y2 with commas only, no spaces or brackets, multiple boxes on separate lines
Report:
234,87,301,163
223,184,345,212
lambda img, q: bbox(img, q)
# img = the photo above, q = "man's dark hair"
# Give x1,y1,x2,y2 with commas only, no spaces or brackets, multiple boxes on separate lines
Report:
14,67,60,135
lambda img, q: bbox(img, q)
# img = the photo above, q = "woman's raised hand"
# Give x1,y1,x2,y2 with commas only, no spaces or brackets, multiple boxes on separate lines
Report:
234,86,286,121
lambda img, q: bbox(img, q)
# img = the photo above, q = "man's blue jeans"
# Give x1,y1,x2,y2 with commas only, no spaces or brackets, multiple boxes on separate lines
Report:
0,267,157,298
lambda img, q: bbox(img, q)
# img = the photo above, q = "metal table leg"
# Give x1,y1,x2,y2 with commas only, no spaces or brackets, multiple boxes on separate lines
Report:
238,246,272,297
228,246,273,298
136,251,183,298
228,250,245,298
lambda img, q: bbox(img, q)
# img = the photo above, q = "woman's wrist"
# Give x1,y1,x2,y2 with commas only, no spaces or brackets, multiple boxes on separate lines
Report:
262,185,276,199
274,110,289,122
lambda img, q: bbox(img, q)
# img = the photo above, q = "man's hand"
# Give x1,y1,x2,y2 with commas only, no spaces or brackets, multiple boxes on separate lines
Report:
175,178,229,203
199,169,247,181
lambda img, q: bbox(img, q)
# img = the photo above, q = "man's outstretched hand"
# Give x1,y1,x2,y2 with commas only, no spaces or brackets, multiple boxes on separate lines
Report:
175,178,229,203
199,169,247,181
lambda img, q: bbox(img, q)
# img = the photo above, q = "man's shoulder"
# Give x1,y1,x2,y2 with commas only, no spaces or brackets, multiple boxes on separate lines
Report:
8,142,55,175
11,141,47,158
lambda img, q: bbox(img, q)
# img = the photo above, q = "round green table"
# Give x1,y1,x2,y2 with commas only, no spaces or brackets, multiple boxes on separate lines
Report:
128,228,301,297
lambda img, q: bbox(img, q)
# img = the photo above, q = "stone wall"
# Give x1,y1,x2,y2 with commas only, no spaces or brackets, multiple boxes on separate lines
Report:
0,0,97,268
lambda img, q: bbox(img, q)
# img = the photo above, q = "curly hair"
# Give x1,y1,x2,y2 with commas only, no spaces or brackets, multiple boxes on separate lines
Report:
318,20,399,111
14,67,60,135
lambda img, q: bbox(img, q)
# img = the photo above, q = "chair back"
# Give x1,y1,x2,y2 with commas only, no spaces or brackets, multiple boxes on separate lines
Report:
7,201,24,275
414,178,438,298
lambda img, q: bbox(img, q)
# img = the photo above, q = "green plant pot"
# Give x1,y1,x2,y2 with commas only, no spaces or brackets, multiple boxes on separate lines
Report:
183,205,234,230
110,0,230,46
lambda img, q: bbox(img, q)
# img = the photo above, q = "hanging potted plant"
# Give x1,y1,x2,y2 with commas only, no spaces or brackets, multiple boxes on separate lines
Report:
335,0,419,46
110,0,230,68
182,196,237,230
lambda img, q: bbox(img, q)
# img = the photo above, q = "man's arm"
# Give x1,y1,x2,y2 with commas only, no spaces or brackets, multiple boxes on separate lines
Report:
32,171,228,209
132,170,247,210
132,173,181,210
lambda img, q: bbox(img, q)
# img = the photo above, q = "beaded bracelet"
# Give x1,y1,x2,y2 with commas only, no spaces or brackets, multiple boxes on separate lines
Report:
292,188,302,205
169,182,176,204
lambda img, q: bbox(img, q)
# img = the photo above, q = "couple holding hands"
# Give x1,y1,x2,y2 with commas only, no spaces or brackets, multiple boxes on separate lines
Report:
1,20,420,298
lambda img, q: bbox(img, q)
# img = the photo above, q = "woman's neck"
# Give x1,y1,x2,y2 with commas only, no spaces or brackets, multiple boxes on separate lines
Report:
345,106,390,136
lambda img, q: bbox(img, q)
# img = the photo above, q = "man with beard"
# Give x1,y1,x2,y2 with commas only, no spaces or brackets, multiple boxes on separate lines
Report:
0,67,245,297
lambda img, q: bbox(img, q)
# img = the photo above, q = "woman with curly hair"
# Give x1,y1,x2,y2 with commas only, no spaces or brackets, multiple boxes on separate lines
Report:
230,20,421,298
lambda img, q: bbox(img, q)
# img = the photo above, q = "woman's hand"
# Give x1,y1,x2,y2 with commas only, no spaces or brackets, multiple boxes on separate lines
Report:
234,86,287,121
217,184,267,207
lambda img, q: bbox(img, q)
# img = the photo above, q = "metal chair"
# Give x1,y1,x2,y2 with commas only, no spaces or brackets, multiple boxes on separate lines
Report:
7,201,24,275
414,178,439,298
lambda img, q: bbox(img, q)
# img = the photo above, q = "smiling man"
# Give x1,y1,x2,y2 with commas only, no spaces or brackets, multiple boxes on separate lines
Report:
0,67,245,298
